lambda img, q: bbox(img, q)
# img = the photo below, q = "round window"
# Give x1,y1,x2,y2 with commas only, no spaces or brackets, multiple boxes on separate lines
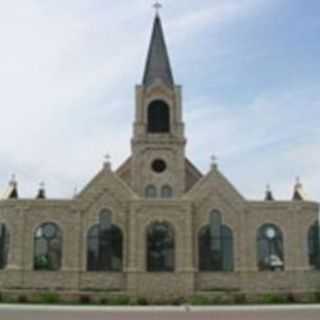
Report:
265,227,276,239
43,224,56,239
151,159,167,173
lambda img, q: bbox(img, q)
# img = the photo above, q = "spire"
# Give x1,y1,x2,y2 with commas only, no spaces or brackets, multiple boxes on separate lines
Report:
143,12,174,88
293,177,306,201
1,174,19,200
36,182,46,199
265,184,274,201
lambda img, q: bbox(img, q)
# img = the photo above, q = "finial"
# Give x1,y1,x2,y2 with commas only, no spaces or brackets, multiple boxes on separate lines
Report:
295,176,302,189
293,176,306,201
265,184,274,201
9,174,17,187
153,1,162,14
211,155,218,170
36,181,46,199
104,154,112,170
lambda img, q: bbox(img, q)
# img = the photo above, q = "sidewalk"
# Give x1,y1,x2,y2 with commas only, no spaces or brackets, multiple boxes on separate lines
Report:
0,304,320,313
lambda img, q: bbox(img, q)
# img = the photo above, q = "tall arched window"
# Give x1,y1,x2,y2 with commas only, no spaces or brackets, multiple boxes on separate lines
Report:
161,185,173,199
147,100,170,133
145,185,157,199
0,224,9,270
34,223,62,271
198,224,234,272
87,212,123,272
308,221,320,270
147,222,175,272
257,224,284,271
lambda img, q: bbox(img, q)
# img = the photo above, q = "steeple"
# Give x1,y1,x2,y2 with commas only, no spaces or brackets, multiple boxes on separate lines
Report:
293,177,306,201
143,13,174,88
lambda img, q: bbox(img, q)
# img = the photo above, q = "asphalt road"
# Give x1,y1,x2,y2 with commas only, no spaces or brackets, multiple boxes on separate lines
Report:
0,307,320,320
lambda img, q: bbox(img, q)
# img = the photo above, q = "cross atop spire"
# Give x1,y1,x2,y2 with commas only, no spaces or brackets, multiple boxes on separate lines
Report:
153,1,162,14
143,11,174,88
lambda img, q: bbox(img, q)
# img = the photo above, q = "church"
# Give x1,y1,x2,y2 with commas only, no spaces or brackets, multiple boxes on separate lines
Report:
0,11,319,302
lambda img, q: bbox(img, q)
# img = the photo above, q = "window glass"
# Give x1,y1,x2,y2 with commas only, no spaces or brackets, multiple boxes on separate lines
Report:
34,223,62,271
147,223,175,272
257,224,284,271
0,224,9,270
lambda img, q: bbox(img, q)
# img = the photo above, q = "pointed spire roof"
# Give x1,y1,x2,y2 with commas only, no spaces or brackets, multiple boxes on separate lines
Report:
1,175,19,200
265,185,274,201
293,177,307,201
143,14,174,88
36,182,46,199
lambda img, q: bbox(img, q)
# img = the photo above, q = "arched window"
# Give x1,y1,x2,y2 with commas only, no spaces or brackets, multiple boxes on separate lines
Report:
87,213,123,272
147,222,175,272
308,222,320,270
198,224,234,272
34,223,62,271
257,224,284,271
147,100,170,133
161,185,173,199
0,224,9,270
145,185,157,199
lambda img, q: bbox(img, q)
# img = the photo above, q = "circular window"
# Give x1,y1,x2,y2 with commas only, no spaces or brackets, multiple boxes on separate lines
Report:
43,224,57,239
151,159,167,173
265,227,276,239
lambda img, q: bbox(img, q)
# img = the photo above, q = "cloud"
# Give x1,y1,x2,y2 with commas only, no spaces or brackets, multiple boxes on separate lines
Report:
0,0,318,202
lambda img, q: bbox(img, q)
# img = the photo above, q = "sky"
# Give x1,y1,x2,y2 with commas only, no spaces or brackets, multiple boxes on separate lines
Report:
0,0,319,201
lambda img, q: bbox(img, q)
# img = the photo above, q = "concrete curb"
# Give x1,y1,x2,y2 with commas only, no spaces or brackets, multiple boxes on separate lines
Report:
0,304,320,312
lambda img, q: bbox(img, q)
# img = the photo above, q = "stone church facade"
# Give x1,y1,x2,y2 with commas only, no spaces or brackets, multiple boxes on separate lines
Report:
0,13,319,301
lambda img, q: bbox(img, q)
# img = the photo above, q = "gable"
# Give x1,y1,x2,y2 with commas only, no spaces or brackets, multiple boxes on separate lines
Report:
184,166,245,210
77,166,137,210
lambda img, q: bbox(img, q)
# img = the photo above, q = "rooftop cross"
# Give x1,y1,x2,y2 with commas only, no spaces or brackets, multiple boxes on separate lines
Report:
153,1,162,14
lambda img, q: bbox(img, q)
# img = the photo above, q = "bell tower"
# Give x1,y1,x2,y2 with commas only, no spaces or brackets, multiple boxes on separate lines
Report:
131,13,186,198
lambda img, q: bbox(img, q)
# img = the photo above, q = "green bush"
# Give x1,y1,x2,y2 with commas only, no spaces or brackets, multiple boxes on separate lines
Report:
286,293,296,303
99,297,110,305
189,295,211,305
172,297,186,306
136,297,148,306
17,295,28,303
261,293,288,304
314,291,320,303
106,295,130,305
233,293,247,304
79,295,91,305
38,292,60,304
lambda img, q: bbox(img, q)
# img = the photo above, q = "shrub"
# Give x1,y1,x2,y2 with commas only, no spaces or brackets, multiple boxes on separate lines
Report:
108,295,130,305
136,297,148,306
99,297,110,305
287,293,296,303
233,293,247,304
172,297,186,306
189,295,211,305
79,295,91,305
38,292,60,304
314,291,320,303
261,293,288,304
17,295,28,303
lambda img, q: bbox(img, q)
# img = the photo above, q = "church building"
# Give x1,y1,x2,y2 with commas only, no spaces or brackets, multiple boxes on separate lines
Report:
0,12,319,301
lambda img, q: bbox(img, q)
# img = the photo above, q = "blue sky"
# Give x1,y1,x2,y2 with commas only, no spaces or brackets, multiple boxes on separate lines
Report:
0,0,319,200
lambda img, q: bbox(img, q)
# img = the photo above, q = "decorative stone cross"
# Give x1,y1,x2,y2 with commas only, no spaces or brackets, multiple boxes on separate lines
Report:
104,154,112,170
211,155,218,169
